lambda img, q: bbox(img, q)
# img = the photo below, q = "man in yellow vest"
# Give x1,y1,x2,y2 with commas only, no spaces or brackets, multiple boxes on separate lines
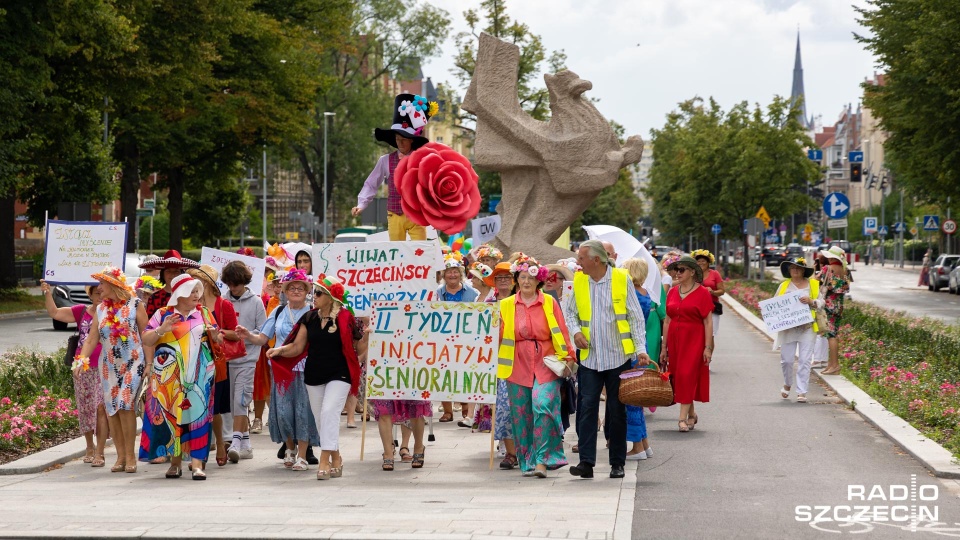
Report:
565,240,651,479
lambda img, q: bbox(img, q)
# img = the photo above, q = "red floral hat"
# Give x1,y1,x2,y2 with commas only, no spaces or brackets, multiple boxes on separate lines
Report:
314,274,352,311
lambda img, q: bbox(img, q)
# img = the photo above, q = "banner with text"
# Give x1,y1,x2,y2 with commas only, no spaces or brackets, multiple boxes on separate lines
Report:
312,241,443,316
200,247,265,296
366,301,500,403
43,220,128,284
758,290,814,333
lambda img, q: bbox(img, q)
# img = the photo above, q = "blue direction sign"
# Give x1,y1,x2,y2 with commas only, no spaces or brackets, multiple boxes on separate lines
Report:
849,151,864,163
877,225,889,237
892,222,905,234
823,192,851,219
807,149,823,161
711,224,721,235
923,215,940,231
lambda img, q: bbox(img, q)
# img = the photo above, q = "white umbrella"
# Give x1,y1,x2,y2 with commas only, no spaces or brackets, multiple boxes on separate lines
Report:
582,225,664,305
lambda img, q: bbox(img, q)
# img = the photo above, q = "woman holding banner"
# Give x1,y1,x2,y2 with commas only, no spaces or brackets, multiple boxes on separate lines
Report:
74,267,148,473
499,254,573,477
774,257,821,403
266,275,362,480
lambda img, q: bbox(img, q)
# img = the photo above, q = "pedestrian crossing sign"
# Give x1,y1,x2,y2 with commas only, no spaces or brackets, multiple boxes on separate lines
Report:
923,215,940,231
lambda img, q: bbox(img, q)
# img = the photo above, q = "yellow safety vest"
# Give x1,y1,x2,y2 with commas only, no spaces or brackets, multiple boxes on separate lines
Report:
497,293,569,379
776,278,820,333
573,268,636,361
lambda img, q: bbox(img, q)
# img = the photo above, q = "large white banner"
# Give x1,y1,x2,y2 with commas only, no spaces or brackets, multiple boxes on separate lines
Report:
43,220,128,285
758,290,814,333
200,247,265,296
312,241,443,316
471,215,502,245
366,301,500,403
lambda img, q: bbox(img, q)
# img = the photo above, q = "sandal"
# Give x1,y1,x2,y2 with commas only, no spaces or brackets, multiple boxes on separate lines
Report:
457,420,472,428
572,444,579,454
291,457,309,471
165,466,182,479
124,464,137,473
331,460,343,478
91,454,105,468
781,385,790,399
500,453,518,470
797,394,808,403
317,468,330,480
678,421,690,433
110,460,126,473
382,453,395,471
411,447,425,469
687,414,699,430
398,447,413,463
82,450,95,464
192,469,206,481
149,456,167,464
283,449,295,468
438,412,454,423
216,446,227,467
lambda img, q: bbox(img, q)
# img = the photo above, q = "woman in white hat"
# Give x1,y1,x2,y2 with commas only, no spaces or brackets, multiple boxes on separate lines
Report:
140,274,222,480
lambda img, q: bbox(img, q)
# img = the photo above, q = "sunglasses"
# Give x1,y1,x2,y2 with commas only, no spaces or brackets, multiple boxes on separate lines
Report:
313,287,327,296
545,273,560,283
676,267,691,274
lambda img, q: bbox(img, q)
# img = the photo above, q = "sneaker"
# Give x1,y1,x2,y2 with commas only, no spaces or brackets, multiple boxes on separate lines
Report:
250,419,263,434
626,452,647,461
645,447,654,458
227,446,240,464
239,448,254,460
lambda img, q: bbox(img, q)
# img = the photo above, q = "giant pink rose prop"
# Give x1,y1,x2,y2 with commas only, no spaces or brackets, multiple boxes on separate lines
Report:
394,142,481,235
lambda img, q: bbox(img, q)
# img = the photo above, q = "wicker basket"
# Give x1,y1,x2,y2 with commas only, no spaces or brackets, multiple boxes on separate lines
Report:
618,365,673,407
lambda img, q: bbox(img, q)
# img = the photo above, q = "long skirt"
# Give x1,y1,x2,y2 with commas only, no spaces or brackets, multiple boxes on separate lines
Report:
73,367,101,435
369,399,432,423
268,372,319,445
507,379,567,473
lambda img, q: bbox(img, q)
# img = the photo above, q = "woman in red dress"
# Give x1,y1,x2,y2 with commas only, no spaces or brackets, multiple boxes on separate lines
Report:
660,255,715,432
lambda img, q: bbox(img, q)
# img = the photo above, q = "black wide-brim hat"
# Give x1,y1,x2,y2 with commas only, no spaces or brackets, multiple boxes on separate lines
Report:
780,257,814,279
374,93,431,150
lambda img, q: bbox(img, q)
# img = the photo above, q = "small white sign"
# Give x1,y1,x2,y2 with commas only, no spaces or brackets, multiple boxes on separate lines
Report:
828,218,848,230
43,220,128,284
758,290,814,333
200,247,265,296
471,215,502,245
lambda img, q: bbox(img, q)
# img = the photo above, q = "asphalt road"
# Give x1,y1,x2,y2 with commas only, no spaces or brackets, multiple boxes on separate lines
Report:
632,313,960,539
847,263,960,324
0,313,74,355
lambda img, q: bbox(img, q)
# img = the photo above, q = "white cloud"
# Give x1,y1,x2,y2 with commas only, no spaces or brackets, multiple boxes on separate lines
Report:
421,0,878,138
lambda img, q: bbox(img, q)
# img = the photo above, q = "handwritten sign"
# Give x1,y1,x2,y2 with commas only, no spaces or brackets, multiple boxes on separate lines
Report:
471,215,502,245
312,241,443,316
200,247,265,296
43,220,128,284
758,290,814,333
367,301,500,403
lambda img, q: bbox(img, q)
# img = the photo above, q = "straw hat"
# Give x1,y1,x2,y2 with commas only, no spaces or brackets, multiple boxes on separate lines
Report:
90,266,131,290
187,265,221,296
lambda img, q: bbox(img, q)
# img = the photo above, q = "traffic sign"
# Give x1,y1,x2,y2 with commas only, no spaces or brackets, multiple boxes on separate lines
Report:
910,226,918,236
143,199,156,210
877,225,889,237
711,224,721,235
828,218,848,230
892,222,905,234
135,208,154,217
807,149,823,161
756,206,771,227
863,217,878,235
943,219,958,235
848,151,864,163
923,215,940,231
823,192,850,219
744,217,764,236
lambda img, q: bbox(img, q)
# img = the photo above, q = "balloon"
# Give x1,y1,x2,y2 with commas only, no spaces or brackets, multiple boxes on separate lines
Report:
452,238,464,252
462,238,473,254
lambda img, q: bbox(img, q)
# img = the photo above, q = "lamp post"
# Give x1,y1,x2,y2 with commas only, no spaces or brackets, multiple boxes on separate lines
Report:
323,112,336,242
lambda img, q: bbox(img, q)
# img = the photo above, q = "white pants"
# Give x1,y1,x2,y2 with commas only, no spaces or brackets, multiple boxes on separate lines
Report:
813,335,829,362
306,381,351,451
712,313,720,336
780,340,814,395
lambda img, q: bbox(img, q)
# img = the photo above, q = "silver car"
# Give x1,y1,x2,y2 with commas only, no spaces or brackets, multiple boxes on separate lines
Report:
930,254,960,292
50,253,144,330
948,259,960,295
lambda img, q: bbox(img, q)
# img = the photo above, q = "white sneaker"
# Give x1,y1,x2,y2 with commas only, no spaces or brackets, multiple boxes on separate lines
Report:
626,452,647,461
227,446,240,464
239,448,254,460
250,419,263,434
645,447,654,458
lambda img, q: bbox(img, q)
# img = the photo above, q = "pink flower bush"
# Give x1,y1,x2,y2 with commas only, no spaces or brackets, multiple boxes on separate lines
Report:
0,391,78,452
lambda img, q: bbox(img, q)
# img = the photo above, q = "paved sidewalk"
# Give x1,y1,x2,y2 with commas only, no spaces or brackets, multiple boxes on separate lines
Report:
0,406,632,539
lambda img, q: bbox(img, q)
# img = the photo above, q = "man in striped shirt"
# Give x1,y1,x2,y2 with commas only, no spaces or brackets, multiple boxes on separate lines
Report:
565,240,649,479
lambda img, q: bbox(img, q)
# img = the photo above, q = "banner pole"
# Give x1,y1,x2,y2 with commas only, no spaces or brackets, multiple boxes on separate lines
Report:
489,403,497,471
360,394,368,461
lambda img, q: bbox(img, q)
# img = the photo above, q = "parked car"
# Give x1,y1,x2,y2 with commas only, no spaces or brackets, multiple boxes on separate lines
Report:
930,254,960,292
50,253,144,330
948,260,960,294
760,245,789,265
785,243,805,260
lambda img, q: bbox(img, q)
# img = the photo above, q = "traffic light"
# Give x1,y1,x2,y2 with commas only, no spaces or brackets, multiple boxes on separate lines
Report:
867,174,877,189
850,162,863,182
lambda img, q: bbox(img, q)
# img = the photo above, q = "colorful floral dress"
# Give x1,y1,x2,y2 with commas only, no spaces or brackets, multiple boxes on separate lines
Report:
820,270,849,339
72,305,103,434
96,298,146,416
141,306,216,461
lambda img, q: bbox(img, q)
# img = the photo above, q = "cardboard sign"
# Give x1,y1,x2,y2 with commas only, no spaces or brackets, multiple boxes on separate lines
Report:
366,301,500,403
312,241,443,316
758,290,814,333
43,220,128,284
200,247,265,296
471,215,502,245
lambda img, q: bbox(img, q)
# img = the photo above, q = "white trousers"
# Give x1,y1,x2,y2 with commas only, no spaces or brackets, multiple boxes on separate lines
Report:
813,335,829,362
306,381,351,451
712,313,720,336
780,340,814,395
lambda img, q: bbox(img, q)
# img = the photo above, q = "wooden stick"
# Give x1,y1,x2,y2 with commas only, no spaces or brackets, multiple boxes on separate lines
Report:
489,403,497,470
360,393,367,461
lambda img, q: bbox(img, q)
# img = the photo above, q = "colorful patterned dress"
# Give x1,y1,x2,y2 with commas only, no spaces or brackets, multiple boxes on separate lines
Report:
72,305,103,434
820,270,849,339
141,306,216,461
96,298,146,416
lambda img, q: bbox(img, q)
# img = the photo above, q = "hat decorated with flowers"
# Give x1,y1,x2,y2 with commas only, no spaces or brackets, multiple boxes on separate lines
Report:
375,93,439,150
475,245,503,263
236,247,256,257
443,252,464,269
468,262,493,282
780,257,814,279
91,266,131,290
280,268,311,291
661,251,683,270
691,249,715,265
509,253,550,282
134,275,163,295
264,243,294,271
315,274,353,311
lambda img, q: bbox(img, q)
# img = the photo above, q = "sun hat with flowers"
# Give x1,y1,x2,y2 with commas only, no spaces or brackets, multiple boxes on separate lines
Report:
661,251,683,270
468,262,493,282
134,275,163,295
475,245,503,262
509,253,550,282
236,247,256,257
280,268,311,291
91,266,131,290
315,274,353,311
443,252,464,269
691,249,715,265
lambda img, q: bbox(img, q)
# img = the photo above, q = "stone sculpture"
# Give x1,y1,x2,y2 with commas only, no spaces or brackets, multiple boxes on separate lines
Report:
462,32,644,263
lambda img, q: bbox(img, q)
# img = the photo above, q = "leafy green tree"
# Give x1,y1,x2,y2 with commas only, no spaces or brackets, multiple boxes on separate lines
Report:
183,174,252,247
857,0,960,209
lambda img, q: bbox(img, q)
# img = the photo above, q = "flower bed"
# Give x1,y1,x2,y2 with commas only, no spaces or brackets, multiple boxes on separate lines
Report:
0,348,79,465
726,280,960,459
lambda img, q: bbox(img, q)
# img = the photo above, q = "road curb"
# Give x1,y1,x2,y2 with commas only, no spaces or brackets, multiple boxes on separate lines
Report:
0,420,141,476
0,310,46,321
720,293,960,479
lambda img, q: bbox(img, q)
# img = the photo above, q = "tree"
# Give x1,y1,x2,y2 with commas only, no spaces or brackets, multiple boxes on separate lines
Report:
647,97,820,249
857,0,960,209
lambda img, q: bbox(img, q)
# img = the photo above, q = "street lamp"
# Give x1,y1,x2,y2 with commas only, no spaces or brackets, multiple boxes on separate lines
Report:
323,112,336,242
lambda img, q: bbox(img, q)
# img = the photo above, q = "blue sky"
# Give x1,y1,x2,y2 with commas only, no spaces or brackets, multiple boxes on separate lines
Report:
421,0,879,138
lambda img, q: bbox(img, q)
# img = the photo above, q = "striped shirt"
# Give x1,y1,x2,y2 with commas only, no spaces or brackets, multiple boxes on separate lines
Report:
564,266,647,372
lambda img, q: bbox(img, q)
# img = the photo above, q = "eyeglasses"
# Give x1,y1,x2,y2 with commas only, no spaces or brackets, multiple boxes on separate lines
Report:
545,273,560,283
676,267,690,274
286,286,306,293
494,275,513,282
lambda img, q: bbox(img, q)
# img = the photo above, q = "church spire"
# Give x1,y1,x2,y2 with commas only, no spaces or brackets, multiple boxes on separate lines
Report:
790,31,811,129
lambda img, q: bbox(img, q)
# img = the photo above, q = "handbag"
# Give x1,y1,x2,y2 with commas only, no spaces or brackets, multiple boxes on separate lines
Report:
712,301,723,315
63,334,80,366
814,287,830,335
213,298,247,361
543,355,577,378
618,362,674,407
